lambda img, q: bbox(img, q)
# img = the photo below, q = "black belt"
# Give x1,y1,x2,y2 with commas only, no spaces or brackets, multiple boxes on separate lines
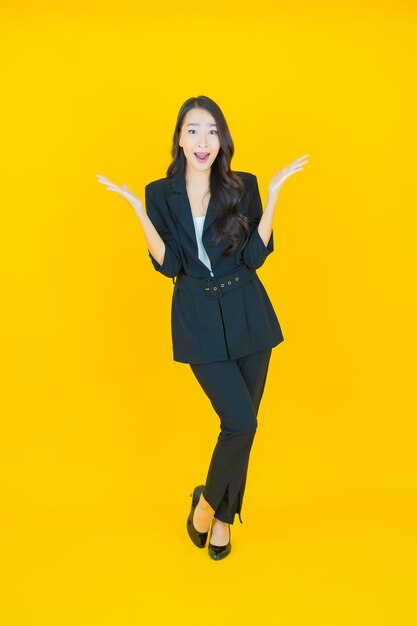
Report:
174,266,256,299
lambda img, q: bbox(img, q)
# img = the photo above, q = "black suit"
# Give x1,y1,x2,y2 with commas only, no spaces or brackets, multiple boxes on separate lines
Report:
145,170,284,364
145,169,284,526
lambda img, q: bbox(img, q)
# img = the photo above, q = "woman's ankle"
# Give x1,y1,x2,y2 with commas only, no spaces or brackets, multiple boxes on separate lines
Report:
199,493,215,512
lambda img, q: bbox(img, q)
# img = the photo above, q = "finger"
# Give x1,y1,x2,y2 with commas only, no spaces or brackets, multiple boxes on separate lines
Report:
291,156,308,167
289,164,304,172
291,159,307,169
278,168,302,185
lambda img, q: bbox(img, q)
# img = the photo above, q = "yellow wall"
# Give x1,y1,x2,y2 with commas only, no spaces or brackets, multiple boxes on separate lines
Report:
1,1,416,624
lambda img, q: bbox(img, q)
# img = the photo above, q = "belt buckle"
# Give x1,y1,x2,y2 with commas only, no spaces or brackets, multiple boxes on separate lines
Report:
203,276,222,299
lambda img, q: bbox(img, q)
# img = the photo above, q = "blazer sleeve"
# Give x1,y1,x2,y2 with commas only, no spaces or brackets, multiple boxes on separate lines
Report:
241,175,274,270
145,184,183,279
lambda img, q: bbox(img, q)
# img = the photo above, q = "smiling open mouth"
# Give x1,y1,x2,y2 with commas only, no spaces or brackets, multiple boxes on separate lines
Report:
194,153,210,162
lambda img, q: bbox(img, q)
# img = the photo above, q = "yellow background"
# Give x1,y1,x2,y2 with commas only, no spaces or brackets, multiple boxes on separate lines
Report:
1,1,416,624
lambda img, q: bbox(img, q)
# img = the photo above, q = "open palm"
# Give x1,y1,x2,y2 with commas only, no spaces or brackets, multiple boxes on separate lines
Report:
268,154,309,196
96,174,143,212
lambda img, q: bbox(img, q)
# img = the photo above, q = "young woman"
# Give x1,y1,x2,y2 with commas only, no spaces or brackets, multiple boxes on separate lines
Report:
97,95,308,560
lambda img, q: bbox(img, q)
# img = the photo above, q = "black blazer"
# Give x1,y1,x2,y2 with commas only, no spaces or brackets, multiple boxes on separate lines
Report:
145,170,284,364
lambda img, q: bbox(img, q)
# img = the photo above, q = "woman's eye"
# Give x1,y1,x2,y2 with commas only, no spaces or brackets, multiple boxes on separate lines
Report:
187,129,218,134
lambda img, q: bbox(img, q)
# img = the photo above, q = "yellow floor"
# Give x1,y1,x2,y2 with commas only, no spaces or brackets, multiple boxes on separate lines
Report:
1,456,416,625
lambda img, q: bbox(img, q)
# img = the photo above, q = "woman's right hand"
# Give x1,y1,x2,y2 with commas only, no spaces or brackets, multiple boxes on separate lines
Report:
96,174,144,217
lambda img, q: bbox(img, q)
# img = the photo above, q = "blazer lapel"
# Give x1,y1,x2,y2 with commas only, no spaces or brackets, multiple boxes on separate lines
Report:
166,171,217,249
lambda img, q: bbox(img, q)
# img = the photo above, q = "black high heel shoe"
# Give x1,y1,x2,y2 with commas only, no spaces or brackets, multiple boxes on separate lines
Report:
208,521,232,560
186,484,210,548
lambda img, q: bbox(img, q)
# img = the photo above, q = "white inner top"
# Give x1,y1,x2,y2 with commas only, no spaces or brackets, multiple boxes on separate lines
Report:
193,215,214,276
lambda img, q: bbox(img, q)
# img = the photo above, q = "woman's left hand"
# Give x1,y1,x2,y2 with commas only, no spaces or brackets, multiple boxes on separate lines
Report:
268,153,309,197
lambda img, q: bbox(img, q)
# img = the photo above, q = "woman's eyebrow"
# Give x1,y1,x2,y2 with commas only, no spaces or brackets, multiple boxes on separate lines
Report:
187,122,217,127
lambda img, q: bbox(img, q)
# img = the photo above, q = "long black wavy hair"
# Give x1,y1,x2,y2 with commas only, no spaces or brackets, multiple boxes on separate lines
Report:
166,95,252,256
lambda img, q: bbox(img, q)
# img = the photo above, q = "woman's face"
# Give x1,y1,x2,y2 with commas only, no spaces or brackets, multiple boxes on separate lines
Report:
179,108,220,174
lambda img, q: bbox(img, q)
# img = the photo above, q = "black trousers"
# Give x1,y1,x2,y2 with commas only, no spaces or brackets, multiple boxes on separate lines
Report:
189,348,272,525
